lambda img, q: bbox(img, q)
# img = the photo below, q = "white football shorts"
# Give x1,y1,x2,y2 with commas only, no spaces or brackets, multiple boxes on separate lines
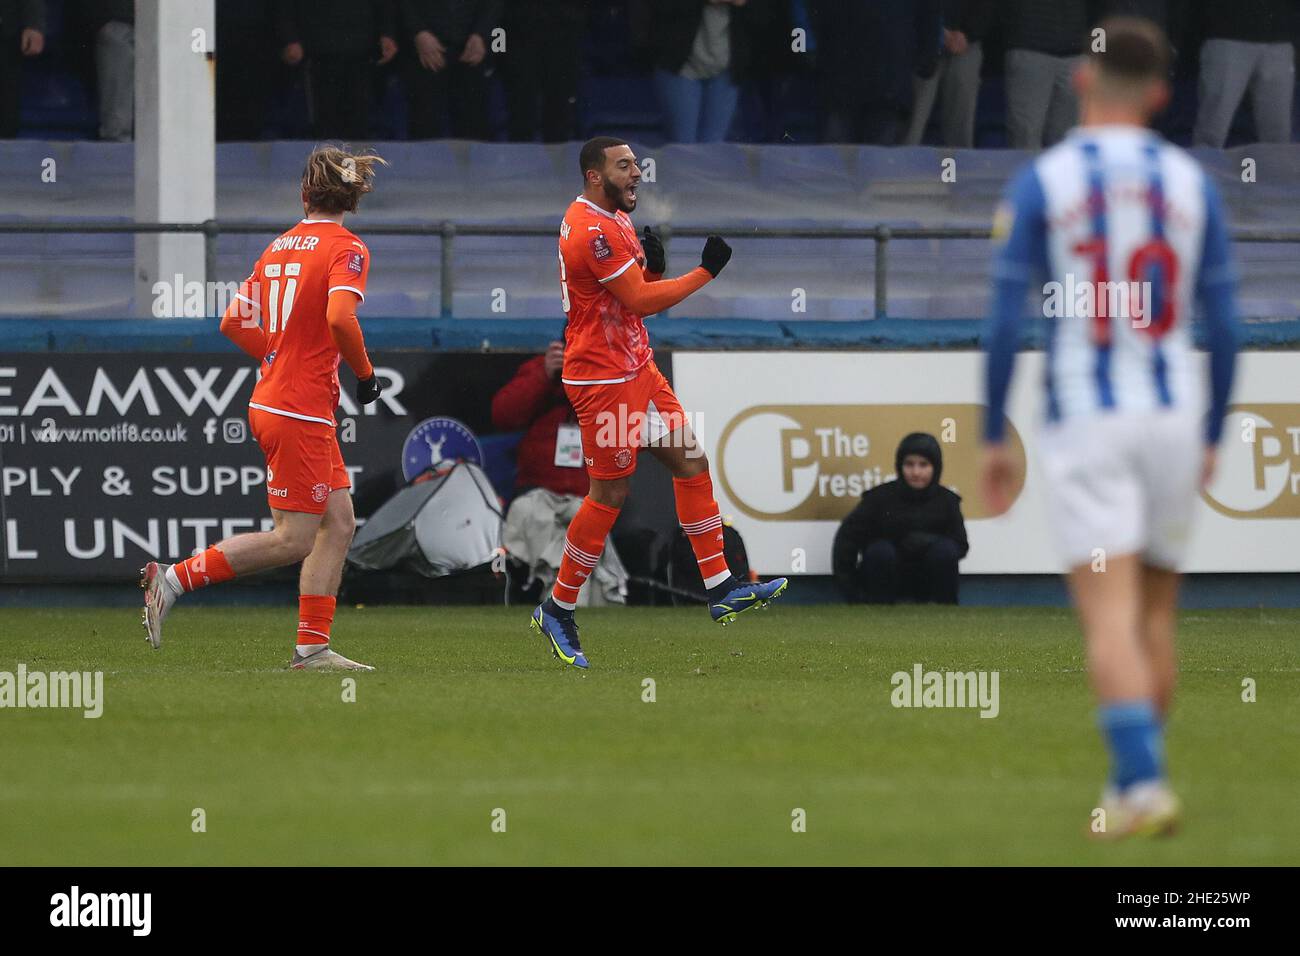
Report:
1037,410,1203,570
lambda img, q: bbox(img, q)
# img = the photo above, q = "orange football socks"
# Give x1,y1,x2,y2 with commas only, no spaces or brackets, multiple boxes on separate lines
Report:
297,594,336,648
552,497,621,610
171,546,236,592
674,471,731,589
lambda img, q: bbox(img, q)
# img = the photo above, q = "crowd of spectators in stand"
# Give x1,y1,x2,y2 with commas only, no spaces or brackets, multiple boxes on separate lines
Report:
1,0,1297,147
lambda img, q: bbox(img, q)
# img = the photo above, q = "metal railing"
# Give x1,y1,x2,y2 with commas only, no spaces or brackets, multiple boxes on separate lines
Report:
2,220,1298,319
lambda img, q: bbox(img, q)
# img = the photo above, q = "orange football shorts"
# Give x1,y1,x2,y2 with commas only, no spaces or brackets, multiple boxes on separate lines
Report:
564,360,689,479
249,407,350,514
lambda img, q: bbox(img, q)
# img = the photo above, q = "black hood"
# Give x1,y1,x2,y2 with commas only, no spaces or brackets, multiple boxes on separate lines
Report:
895,432,942,496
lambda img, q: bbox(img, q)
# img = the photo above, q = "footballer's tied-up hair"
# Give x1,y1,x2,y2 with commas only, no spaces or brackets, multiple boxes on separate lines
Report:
579,136,629,179
301,143,388,214
1088,15,1171,83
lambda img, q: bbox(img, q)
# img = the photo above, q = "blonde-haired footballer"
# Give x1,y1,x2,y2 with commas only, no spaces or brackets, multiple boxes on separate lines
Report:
980,18,1239,838
141,145,388,671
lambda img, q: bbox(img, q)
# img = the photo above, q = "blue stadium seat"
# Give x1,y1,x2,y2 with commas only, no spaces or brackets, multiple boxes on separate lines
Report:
18,65,95,139
581,73,663,141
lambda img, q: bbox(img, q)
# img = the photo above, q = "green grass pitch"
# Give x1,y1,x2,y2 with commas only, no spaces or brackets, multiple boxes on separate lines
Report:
1,603,1297,866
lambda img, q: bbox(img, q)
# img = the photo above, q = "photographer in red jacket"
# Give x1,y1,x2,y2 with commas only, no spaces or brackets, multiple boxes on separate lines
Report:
491,339,588,498
494,341,629,606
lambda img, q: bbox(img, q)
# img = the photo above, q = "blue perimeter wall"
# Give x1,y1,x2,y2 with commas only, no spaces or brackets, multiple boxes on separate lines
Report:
4,316,1300,352
3,316,1298,608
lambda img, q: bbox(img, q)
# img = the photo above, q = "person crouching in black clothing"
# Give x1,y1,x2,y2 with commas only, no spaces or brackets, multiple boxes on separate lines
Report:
832,432,968,604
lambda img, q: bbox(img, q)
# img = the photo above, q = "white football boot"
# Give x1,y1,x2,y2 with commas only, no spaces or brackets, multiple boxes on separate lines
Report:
1120,780,1182,837
290,646,375,671
139,561,180,649
1090,780,1181,840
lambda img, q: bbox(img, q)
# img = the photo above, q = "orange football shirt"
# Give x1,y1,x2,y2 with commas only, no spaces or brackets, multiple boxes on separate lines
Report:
240,218,371,426
557,197,653,385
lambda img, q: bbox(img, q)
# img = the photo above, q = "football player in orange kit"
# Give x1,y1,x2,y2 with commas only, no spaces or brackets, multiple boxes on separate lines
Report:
531,136,788,669
140,145,386,671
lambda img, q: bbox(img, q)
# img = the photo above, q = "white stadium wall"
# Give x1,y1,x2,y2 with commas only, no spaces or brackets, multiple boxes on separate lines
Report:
674,351,1300,574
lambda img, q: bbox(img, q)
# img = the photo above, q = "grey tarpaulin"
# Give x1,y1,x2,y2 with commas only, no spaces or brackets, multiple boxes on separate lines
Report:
346,462,503,577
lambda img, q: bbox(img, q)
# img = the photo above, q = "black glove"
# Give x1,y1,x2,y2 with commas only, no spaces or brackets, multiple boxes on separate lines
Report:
700,235,732,278
641,226,665,274
356,374,382,406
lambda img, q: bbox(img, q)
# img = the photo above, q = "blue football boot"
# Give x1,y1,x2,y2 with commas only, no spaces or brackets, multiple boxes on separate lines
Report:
530,599,590,669
709,576,789,626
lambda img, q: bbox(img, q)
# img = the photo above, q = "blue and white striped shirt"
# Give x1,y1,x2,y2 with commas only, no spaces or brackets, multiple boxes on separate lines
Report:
984,125,1238,444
